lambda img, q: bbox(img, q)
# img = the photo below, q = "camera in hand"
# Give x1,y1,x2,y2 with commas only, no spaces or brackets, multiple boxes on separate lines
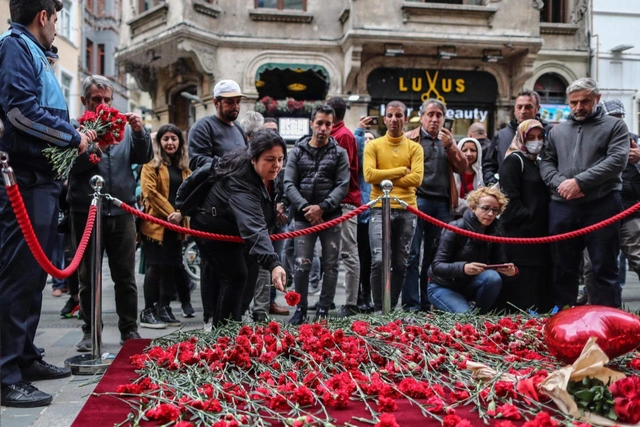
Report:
369,116,379,126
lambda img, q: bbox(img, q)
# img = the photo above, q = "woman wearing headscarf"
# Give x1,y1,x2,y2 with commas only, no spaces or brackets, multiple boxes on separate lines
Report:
453,137,484,216
498,119,552,312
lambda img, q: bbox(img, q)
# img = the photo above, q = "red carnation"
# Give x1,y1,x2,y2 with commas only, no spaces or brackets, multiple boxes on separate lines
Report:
145,403,180,423
374,413,400,427
88,153,100,164
284,291,301,306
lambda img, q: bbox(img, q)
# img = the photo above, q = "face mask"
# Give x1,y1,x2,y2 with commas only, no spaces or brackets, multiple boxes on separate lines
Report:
526,140,543,154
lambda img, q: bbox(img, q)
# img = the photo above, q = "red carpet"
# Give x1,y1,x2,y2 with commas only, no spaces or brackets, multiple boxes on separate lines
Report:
72,339,529,426
72,339,152,427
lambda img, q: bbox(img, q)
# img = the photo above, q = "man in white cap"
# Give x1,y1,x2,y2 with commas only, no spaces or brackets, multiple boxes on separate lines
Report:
189,79,248,169
187,79,248,330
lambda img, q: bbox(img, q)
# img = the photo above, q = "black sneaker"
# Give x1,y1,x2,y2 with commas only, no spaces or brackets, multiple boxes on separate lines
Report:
75,333,92,353
156,306,182,327
314,307,329,322
1,381,52,408
22,360,71,382
253,311,268,322
139,308,166,329
288,307,307,325
181,301,195,318
335,305,358,318
120,330,142,345
60,296,80,318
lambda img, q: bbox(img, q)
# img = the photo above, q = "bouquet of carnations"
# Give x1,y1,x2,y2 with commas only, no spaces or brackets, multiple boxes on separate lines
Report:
43,104,127,179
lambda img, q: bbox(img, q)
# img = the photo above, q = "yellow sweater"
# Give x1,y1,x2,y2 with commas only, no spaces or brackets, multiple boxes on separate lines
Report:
363,133,424,208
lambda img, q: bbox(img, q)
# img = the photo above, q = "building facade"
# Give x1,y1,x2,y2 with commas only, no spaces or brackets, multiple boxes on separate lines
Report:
116,0,591,138
83,0,129,112
592,0,639,134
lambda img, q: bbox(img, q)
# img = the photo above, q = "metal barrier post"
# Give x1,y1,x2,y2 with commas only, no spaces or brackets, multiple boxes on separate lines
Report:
381,180,393,315
65,175,114,375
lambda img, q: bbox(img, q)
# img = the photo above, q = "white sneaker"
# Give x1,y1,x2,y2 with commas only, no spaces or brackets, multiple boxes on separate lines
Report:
203,319,213,333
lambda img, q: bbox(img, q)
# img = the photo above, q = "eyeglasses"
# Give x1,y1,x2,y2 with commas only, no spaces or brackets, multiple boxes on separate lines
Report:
478,205,500,215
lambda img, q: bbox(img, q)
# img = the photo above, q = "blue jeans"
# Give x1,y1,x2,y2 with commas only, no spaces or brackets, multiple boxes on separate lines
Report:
293,220,342,310
403,196,452,311
369,209,416,311
428,270,502,314
550,192,622,308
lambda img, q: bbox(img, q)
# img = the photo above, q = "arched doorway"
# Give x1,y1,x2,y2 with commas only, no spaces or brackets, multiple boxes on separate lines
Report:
534,73,567,104
169,84,198,131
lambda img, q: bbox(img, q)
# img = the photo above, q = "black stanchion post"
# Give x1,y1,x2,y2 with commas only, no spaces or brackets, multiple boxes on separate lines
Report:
381,180,393,315
65,175,114,375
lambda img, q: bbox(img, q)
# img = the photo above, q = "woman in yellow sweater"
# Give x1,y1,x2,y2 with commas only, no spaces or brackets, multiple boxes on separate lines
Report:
139,124,192,328
363,101,424,311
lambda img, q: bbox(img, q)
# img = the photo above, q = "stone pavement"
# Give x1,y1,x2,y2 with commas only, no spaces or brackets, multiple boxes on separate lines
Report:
1,250,639,427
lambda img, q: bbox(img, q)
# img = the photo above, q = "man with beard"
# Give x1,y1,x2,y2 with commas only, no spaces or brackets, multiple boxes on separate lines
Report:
483,90,552,185
540,78,629,308
188,79,248,330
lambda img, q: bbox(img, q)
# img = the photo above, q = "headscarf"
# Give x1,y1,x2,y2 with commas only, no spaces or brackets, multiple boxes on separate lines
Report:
505,119,544,160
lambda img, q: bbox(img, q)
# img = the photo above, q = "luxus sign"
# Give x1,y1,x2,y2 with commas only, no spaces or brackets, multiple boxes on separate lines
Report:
367,68,498,108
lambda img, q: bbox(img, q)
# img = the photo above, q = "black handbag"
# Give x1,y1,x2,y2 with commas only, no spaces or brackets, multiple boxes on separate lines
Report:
175,159,218,216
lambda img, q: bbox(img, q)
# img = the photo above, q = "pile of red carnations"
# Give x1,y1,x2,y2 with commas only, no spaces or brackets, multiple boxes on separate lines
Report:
106,312,640,426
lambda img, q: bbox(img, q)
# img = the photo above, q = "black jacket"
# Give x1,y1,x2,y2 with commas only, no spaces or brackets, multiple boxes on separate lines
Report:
191,163,282,272
284,136,350,222
427,209,508,289
483,117,553,185
68,126,153,215
499,151,551,266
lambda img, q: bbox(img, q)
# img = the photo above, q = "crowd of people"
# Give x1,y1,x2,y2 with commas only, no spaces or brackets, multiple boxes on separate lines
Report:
1,0,638,409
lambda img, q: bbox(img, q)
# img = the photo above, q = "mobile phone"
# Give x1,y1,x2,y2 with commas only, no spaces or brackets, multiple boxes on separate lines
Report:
443,118,454,131
484,264,511,269
370,116,379,126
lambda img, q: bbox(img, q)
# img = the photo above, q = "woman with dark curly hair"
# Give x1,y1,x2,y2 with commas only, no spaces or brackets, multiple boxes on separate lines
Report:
191,129,287,326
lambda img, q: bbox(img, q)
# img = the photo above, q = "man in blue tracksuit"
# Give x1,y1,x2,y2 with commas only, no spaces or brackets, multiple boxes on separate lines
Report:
0,0,94,408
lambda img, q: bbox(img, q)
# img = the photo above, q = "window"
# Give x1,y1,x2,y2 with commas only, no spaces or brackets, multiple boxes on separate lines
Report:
86,0,94,14
98,44,105,75
540,0,567,23
58,0,71,40
139,0,163,13
61,73,72,108
86,39,94,73
98,0,104,16
255,0,306,10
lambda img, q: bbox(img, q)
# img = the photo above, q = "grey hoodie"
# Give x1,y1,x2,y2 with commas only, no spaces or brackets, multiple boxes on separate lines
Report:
539,106,629,204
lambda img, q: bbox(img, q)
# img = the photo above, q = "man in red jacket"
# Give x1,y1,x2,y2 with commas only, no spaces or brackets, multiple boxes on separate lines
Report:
326,97,362,317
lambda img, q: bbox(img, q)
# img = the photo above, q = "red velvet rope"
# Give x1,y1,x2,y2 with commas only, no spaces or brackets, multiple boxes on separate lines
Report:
405,201,640,244
5,185,97,279
118,201,371,242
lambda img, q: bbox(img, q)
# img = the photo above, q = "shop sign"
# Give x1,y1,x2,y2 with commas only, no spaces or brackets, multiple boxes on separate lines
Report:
540,104,570,123
279,117,309,140
367,68,498,105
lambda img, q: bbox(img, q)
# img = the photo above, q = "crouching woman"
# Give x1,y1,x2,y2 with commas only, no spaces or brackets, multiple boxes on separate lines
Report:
427,187,517,314
191,129,287,326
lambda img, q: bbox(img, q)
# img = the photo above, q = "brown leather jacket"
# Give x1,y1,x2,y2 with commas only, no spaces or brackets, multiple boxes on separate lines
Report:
405,127,468,209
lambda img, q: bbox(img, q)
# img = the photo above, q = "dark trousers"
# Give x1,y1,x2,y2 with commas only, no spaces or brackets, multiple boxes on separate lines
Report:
403,196,451,311
356,221,372,306
0,168,60,386
196,239,258,325
71,213,138,335
144,264,191,309
549,192,623,308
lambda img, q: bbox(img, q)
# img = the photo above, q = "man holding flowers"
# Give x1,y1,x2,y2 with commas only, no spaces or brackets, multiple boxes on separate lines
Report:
0,0,97,407
67,75,153,353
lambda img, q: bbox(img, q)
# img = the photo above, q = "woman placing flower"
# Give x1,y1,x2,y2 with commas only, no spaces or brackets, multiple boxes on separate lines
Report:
453,137,484,216
138,124,193,329
191,129,287,326
498,119,552,312
427,187,517,314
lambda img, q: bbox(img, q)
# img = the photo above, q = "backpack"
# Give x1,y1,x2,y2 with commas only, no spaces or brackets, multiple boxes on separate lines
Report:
175,159,218,216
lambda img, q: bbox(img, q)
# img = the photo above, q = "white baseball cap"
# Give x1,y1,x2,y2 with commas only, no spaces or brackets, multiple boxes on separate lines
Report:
213,79,245,98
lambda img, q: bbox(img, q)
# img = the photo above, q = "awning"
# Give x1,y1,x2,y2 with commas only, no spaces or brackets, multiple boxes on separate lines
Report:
255,63,330,101
255,63,330,83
